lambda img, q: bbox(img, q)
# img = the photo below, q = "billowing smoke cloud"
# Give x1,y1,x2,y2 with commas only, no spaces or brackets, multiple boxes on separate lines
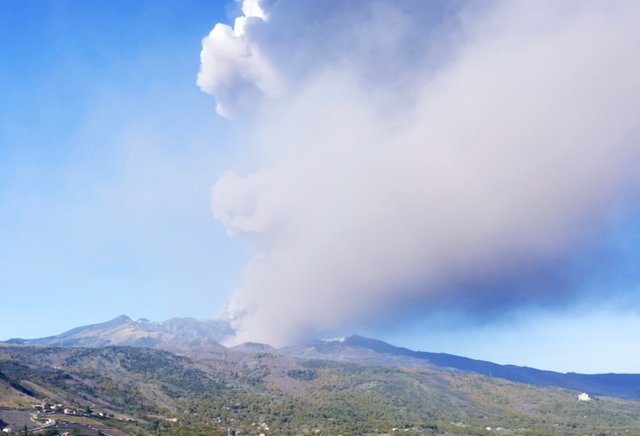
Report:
197,0,277,118
199,0,640,346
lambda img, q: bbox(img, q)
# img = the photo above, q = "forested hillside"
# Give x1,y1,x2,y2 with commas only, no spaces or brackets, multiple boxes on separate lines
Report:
1,345,640,435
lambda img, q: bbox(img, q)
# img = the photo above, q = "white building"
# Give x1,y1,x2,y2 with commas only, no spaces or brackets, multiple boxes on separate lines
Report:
578,392,591,401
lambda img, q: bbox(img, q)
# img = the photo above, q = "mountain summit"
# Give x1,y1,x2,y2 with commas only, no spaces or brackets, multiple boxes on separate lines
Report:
5,315,234,348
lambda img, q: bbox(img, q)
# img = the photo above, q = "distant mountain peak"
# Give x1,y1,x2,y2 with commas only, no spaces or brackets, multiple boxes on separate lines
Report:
232,342,276,352
107,314,134,324
2,315,233,349
322,335,351,343
320,334,408,354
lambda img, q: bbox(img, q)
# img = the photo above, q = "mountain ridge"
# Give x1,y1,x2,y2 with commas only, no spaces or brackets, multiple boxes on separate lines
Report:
5,316,640,401
4,314,234,348
285,334,640,400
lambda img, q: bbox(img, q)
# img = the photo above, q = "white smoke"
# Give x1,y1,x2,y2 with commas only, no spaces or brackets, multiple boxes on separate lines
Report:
197,0,278,118
199,0,640,346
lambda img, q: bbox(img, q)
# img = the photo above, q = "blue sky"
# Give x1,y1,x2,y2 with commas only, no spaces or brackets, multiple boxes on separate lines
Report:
0,0,249,335
2,0,640,374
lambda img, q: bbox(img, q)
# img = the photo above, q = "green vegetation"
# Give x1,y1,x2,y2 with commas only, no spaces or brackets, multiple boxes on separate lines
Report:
1,345,639,435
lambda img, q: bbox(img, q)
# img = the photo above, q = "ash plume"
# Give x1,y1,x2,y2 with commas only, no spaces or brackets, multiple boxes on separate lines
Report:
198,0,640,346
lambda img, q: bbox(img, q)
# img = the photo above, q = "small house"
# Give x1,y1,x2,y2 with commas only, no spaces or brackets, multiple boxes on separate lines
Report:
578,392,591,401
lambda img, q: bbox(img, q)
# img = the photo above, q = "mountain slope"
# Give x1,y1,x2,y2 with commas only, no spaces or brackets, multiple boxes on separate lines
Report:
6,318,640,402
284,335,640,400
4,315,233,349
2,344,640,435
